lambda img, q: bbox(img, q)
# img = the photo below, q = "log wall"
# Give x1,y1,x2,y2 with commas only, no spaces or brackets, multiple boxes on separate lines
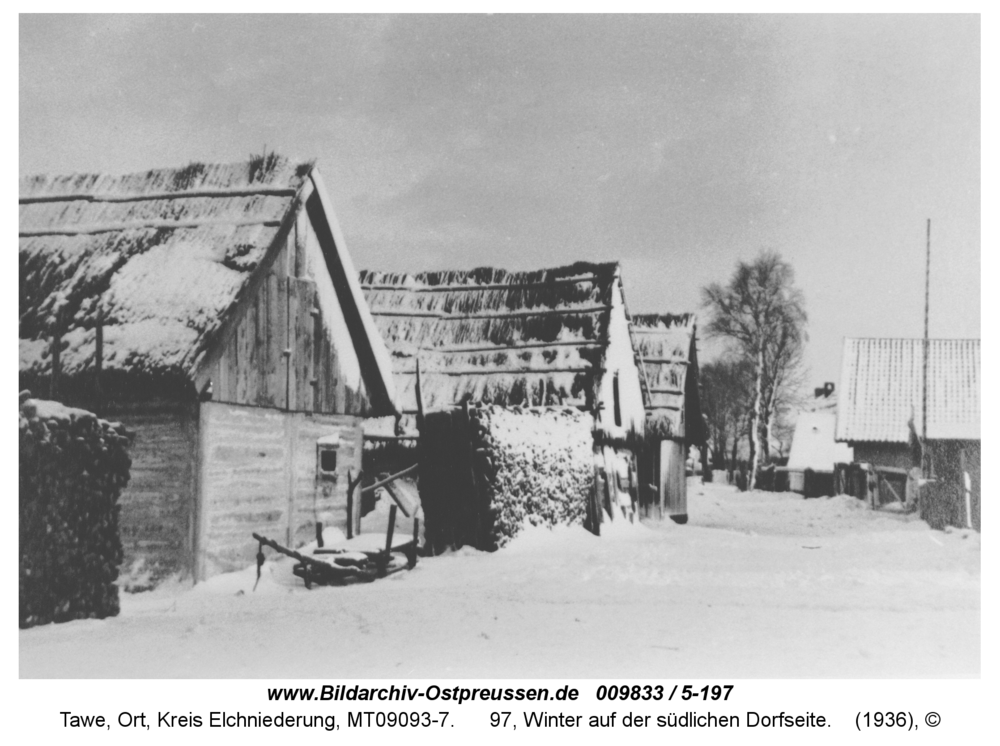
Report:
107,402,198,588
197,401,361,579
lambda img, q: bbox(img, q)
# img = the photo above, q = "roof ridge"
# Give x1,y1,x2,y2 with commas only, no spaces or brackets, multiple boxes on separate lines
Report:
845,337,981,342
19,156,315,199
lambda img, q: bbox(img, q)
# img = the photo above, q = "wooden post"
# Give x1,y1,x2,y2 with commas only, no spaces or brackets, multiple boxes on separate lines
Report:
414,359,426,429
94,309,104,413
922,219,930,458
463,401,483,547
50,330,61,400
346,469,364,540
294,208,308,278
384,505,397,552
588,463,602,536
960,449,972,530
379,505,398,578
311,304,322,412
409,516,420,568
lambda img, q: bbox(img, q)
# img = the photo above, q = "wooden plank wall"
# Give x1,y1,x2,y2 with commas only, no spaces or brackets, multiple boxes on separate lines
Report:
660,439,687,517
198,403,289,577
111,403,198,586
209,209,370,416
636,439,660,518
197,401,361,578
290,412,362,548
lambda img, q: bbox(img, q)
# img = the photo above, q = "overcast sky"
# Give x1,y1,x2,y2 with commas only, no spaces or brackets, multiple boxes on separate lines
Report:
19,14,980,391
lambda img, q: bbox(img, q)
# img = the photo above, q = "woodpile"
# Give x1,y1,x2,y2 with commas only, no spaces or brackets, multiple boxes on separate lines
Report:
476,406,594,547
19,392,131,628
419,405,594,552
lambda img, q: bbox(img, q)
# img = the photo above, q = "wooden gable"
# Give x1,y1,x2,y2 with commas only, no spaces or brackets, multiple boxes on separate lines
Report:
201,190,380,417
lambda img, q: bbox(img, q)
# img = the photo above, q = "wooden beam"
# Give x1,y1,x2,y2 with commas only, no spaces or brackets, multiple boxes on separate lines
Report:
639,357,690,365
630,327,693,335
396,365,593,376
305,185,395,415
399,404,587,415
20,218,283,237
414,358,425,428
50,331,61,400
873,465,911,476
409,340,603,355
360,276,600,292
94,309,103,412
19,186,297,205
360,463,419,495
369,305,611,320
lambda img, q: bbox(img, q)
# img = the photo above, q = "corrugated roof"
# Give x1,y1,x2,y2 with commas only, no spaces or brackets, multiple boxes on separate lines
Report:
360,263,623,417
630,313,700,440
836,338,980,442
19,157,397,413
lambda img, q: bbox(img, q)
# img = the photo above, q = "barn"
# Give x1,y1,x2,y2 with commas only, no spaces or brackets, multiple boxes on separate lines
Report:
836,337,980,530
359,262,647,547
19,155,398,586
630,313,705,522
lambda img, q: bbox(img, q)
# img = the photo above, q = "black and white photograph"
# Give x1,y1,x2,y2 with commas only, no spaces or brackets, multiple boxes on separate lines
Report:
18,12,980,687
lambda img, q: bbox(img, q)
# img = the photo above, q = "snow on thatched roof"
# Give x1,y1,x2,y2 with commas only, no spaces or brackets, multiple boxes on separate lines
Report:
360,262,625,417
836,338,980,443
19,156,396,411
631,313,704,443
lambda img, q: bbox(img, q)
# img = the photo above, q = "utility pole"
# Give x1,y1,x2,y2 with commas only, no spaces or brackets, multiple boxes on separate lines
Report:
922,219,930,470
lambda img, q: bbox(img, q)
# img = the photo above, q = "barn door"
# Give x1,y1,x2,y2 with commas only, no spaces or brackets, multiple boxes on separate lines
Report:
660,440,687,522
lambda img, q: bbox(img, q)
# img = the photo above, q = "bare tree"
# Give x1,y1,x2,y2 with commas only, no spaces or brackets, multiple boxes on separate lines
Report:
700,355,753,472
702,252,807,489
759,303,808,462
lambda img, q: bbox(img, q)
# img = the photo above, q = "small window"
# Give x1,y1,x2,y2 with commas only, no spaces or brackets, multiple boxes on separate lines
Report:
318,447,338,474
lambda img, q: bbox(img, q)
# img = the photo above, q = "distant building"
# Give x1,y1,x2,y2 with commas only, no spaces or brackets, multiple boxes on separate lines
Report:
785,411,853,495
836,338,979,530
630,313,705,521
19,157,398,584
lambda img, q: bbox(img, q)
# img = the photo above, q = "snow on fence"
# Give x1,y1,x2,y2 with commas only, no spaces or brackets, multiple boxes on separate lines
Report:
419,405,595,552
19,393,131,628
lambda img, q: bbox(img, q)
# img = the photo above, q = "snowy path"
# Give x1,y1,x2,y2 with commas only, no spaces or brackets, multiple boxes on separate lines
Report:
20,480,979,678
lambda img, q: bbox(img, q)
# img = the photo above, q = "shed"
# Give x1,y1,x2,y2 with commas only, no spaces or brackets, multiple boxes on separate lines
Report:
836,337,980,529
360,262,647,533
631,313,705,521
785,411,853,494
19,156,398,585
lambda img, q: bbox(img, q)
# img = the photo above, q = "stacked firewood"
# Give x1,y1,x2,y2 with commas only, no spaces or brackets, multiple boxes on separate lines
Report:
472,406,594,548
19,392,131,628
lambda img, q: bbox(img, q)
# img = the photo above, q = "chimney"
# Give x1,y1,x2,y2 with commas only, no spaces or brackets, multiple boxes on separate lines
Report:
814,382,835,399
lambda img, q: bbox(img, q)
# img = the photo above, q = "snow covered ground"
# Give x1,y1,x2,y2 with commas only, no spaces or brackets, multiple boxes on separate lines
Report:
19,479,979,678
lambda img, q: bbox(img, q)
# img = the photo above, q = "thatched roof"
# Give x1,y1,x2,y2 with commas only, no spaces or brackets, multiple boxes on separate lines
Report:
360,263,628,420
631,313,705,443
19,156,396,411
